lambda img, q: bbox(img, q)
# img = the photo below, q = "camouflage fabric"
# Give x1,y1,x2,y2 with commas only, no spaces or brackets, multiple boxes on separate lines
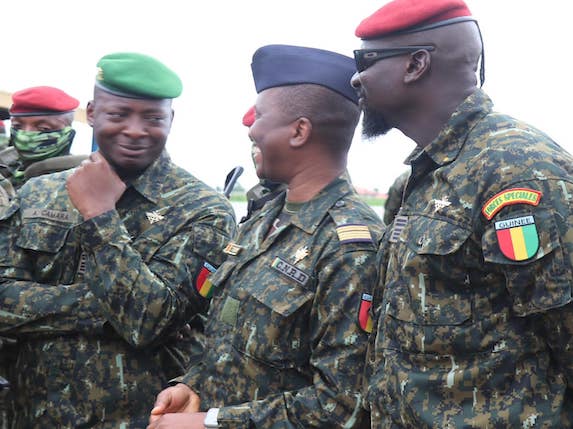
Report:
0,176,15,207
366,88,573,428
0,146,87,192
382,170,409,226
240,179,286,223
0,150,236,428
177,176,384,428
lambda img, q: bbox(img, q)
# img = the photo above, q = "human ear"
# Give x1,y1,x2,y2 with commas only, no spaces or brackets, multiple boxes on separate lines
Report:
404,50,431,84
289,117,312,148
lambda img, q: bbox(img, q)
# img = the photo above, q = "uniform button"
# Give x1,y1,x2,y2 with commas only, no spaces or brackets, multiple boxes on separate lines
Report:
335,200,345,207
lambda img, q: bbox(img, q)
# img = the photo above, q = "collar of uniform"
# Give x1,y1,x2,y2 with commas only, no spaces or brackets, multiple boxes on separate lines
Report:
286,176,353,234
406,88,493,167
127,150,171,204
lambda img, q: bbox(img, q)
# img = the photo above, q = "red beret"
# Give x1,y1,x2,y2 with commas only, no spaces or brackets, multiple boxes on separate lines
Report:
10,86,80,117
356,0,473,39
242,106,255,127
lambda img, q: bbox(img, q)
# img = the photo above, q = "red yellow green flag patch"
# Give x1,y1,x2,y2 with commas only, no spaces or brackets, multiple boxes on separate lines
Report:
358,293,374,333
195,261,217,298
482,188,542,220
495,215,539,261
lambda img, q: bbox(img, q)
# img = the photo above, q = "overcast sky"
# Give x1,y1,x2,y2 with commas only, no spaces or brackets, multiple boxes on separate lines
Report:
3,0,569,194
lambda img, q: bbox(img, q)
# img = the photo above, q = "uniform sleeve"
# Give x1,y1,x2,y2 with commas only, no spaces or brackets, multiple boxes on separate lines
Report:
480,179,573,388
80,204,235,348
215,246,377,429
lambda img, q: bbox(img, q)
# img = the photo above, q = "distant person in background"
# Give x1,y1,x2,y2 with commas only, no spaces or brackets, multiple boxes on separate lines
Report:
148,44,383,429
241,105,286,223
382,169,409,225
0,86,87,191
0,52,236,428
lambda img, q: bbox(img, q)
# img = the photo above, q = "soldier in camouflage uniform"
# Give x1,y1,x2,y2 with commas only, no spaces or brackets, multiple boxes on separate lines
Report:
148,44,384,429
0,86,88,192
0,52,236,428
352,0,573,427
240,105,286,224
382,170,409,226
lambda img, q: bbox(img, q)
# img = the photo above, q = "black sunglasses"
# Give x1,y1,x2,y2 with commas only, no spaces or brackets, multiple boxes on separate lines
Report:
354,45,436,73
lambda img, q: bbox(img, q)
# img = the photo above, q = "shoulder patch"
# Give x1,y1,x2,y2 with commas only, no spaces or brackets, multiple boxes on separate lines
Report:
482,188,542,220
336,224,373,244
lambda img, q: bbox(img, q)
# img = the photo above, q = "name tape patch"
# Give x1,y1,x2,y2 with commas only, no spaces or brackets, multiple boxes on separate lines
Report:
271,257,309,286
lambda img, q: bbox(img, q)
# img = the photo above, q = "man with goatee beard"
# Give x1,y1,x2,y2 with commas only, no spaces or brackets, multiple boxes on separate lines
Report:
352,0,573,427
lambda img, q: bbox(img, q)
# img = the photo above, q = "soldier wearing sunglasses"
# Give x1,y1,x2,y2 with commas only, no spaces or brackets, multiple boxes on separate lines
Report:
352,0,573,427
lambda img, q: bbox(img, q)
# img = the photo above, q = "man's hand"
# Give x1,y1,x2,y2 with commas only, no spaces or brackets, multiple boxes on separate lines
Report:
66,151,126,220
149,383,200,424
147,412,207,429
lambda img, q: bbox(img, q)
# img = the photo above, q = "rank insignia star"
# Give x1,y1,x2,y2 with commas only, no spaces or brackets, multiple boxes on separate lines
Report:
293,246,309,265
433,196,451,212
146,210,165,224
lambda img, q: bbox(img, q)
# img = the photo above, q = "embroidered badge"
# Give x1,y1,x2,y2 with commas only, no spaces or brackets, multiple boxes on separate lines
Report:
432,196,451,212
293,246,309,265
271,257,309,286
336,224,372,244
495,215,539,261
76,251,87,277
358,293,374,333
22,208,75,224
195,261,217,298
389,215,408,243
223,242,242,256
146,210,165,224
482,188,542,220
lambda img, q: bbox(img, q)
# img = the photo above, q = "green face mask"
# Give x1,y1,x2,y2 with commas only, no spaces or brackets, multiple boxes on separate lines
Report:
9,126,75,162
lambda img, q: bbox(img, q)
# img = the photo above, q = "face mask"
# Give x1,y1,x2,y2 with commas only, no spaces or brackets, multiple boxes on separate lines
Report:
10,126,75,162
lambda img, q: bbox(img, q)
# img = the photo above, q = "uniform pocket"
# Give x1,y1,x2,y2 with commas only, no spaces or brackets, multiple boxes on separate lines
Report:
482,209,573,315
386,215,473,326
233,269,315,369
17,221,69,253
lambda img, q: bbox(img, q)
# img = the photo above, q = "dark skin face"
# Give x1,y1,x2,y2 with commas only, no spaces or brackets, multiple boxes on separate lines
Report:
351,21,482,146
248,88,298,184
10,113,73,132
87,89,174,180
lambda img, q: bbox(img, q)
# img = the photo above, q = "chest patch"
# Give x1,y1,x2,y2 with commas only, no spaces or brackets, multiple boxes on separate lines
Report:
482,188,542,220
271,257,309,286
495,215,539,261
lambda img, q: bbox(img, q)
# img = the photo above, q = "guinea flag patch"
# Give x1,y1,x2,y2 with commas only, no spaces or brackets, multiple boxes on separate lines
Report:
195,261,217,298
495,215,539,261
358,293,374,333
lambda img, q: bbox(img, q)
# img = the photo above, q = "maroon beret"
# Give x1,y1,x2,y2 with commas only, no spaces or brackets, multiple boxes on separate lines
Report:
356,0,473,39
242,106,255,127
10,86,80,117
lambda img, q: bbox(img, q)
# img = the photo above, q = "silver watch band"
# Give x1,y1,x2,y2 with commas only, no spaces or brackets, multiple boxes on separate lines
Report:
204,407,220,428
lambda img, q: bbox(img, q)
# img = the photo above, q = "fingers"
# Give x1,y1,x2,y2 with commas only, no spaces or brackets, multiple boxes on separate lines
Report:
150,388,173,417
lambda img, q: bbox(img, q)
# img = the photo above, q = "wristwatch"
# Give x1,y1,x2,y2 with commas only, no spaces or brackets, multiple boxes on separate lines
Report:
204,408,220,428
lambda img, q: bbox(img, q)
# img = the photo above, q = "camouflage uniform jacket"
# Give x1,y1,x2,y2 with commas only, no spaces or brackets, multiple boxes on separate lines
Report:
0,150,236,428
178,176,383,428
366,89,573,428
383,170,409,226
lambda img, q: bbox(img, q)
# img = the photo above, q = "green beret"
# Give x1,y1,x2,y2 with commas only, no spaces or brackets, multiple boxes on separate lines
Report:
95,52,182,99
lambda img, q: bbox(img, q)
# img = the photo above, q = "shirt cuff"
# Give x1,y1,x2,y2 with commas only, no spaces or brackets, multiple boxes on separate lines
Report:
80,209,131,249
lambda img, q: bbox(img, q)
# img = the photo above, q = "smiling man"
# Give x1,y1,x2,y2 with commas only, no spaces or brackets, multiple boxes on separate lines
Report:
148,44,383,429
0,52,236,428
